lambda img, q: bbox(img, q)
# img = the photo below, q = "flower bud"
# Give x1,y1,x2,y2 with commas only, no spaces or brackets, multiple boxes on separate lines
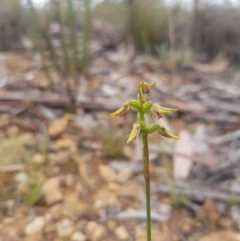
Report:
140,81,156,94
127,123,141,143
129,100,141,109
142,101,153,112
146,123,159,134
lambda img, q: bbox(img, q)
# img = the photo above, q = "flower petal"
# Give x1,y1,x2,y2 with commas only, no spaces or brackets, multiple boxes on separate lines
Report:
127,123,140,143
109,102,130,118
150,104,178,119
158,126,179,140
140,81,156,94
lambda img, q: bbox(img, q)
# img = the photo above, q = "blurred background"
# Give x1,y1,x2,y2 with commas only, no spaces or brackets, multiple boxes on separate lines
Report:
1,0,240,240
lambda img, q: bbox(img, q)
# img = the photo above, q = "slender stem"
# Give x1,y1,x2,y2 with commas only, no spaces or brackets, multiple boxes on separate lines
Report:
142,133,151,241
83,0,91,72
138,89,151,241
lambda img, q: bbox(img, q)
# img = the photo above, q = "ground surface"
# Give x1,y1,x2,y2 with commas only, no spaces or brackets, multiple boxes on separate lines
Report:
1,43,240,241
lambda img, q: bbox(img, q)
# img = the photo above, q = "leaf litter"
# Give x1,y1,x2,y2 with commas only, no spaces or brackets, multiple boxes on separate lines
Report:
1,22,240,241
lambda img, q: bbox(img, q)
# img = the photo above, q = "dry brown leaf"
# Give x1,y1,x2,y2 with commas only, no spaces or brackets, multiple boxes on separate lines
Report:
48,117,69,138
199,231,240,241
55,138,77,152
197,199,219,227
192,59,229,74
98,164,117,182
135,227,176,241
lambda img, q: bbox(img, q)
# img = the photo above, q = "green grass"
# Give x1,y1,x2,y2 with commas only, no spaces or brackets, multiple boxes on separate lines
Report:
98,128,125,158
23,179,43,206
169,187,186,209
156,44,193,67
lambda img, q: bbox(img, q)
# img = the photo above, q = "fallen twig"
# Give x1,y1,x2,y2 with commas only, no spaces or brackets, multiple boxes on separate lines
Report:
152,184,240,203
0,164,24,172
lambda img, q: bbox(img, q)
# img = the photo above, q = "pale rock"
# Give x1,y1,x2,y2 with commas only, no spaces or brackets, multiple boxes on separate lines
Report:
55,139,76,152
219,217,233,229
37,105,57,121
0,130,5,139
230,206,240,229
135,227,169,241
107,220,117,229
115,226,129,240
199,231,240,241
93,200,104,209
3,217,15,224
19,132,34,142
0,114,10,126
193,125,208,154
47,153,57,163
32,154,45,164
55,150,71,164
63,174,75,187
25,216,46,234
71,231,87,241
24,233,43,241
42,177,63,205
24,71,35,81
94,187,120,206
86,221,106,241
44,213,52,222
14,172,28,184
48,166,61,176
110,161,141,173
107,182,120,191
50,204,62,220
38,79,50,88
173,130,193,180
48,117,68,138
1,226,18,240
158,203,172,215
6,126,19,137
75,114,97,129
116,168,133,183
21,36,34,49
57,218,74,237
122,145,133,160
117,181,141,199
4,199,14,209
98,164,116,182
100,84,116,96
73,152,93,164
62,193,88,221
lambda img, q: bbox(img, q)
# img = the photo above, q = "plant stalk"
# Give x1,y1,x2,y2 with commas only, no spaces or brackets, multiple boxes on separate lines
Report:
82,0,91,73
142,133,151,241
139,100,151,241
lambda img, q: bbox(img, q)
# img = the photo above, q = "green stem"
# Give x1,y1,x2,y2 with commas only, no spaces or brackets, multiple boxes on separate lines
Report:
142,133,151,241
82,0,91,73
139,96,151,241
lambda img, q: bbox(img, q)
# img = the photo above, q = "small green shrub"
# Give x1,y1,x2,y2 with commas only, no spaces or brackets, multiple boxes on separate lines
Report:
24,181,42,206
157,44,192,67
99,128,125,158
170,188,186,209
